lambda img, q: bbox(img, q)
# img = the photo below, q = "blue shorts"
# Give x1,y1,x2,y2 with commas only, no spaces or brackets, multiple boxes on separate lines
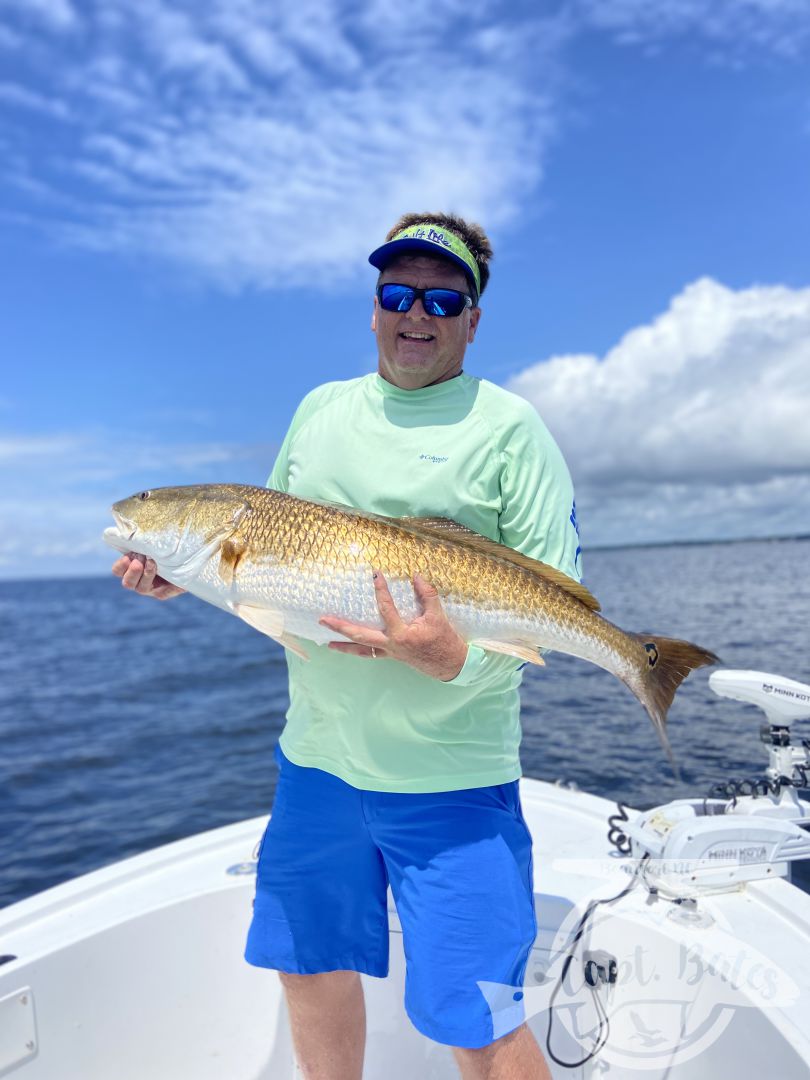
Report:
244,744,537,1049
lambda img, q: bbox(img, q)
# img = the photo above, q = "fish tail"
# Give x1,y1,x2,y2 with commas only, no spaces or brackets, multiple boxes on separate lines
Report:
627,634,720,777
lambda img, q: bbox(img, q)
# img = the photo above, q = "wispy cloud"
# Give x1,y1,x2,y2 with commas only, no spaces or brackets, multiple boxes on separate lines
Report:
0,0,78,32
0,81,70,118
573,0,810,59
507,278,810,546
0,1,565,289
0,426,276,577
1,1,808,289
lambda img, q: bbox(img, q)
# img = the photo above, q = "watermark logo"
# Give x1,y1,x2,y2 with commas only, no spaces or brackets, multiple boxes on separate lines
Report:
477,861,798,1070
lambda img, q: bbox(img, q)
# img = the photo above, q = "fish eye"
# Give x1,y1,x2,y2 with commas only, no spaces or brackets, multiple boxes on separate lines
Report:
137,490,151,501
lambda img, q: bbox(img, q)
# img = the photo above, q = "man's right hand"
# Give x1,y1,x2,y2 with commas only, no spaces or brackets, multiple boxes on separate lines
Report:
112,553,186,601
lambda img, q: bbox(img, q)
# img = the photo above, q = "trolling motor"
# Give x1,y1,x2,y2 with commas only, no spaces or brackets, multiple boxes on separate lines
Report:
615,670,810,897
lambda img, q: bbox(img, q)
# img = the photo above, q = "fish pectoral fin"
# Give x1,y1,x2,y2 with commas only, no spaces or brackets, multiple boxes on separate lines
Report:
234,604,310,661
218,537,247,586
275,633,310,661
472,639,546,667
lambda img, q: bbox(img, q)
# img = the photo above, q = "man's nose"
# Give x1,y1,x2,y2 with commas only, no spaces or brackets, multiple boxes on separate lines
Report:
405,297,431,319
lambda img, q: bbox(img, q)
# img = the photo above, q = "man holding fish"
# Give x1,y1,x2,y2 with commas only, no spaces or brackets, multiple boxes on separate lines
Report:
110,215,713,1079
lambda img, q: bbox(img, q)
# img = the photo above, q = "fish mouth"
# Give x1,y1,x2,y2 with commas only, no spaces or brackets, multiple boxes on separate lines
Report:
112,510,137,540
102,510,139,555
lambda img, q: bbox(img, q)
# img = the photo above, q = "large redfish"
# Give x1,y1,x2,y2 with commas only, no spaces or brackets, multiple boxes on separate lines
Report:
103,483,718,767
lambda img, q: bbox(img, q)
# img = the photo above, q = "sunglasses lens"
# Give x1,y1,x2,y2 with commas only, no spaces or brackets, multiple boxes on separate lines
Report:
379,284,415,312
423,289,468,317
377,284,471,317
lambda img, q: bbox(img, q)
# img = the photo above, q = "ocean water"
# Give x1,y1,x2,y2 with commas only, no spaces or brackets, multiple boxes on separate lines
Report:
2,537,809,909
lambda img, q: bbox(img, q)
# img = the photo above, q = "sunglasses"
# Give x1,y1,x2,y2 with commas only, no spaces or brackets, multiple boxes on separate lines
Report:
376,283,474,318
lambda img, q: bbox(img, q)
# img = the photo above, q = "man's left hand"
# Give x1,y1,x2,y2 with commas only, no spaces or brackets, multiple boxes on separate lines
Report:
319,571,468,682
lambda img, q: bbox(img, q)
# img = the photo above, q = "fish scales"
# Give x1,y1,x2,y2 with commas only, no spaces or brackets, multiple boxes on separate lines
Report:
104,482,719,772
239,494,570,638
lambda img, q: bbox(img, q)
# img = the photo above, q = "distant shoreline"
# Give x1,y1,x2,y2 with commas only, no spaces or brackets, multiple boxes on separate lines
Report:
1,532,808,585
587,532,810,554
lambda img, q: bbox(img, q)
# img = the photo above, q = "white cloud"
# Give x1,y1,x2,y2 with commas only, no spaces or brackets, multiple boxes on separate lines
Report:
0,0,78,32
0,433,85,461
573,0,810,58
0,81,70,117
0,428,276,578
507,278,810,545
1,0,808,288
0,0,563,289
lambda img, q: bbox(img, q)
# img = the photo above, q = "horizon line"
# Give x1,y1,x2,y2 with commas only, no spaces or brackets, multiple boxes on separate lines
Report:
1,531,808,586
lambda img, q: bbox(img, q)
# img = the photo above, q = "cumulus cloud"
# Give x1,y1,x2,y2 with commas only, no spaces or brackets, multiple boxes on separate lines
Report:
507,278,810,545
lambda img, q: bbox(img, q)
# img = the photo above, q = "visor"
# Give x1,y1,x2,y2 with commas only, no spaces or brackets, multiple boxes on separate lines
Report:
369,223,481,299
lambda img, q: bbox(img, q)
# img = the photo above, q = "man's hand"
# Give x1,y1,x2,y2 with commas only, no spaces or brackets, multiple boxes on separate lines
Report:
112,553,186,601
319,571,468,682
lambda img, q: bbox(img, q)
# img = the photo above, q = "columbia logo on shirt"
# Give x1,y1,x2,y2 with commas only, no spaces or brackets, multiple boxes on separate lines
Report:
419,453,449,464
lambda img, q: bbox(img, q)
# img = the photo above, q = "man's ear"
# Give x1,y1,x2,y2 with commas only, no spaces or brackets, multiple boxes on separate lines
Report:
371,295,378,332
467,306,482,344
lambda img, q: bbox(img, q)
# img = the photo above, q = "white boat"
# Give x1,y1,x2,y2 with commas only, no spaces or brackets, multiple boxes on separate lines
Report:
2,670,810,1079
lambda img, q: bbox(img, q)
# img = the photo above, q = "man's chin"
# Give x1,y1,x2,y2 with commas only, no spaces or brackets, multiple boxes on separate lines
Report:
380,357,463,391
382,356,434,383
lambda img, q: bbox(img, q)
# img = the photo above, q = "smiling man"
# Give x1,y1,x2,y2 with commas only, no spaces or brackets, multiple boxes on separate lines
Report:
113,213,580,1079
373,248,481,392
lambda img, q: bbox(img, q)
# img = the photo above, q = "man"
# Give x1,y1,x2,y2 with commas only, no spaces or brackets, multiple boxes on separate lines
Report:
113,213,580,1079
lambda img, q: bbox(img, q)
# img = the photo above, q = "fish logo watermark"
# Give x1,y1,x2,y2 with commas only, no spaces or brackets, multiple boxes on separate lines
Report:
477,860,799,1070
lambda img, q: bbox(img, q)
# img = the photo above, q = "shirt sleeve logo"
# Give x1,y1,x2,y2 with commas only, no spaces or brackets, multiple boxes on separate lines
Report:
570,500,582,576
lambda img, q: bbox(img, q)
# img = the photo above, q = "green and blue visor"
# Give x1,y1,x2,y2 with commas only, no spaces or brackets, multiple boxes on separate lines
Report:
368,223,481,303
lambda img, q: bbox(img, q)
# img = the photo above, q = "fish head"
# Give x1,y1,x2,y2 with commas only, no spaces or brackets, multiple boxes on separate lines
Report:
103,484,249,576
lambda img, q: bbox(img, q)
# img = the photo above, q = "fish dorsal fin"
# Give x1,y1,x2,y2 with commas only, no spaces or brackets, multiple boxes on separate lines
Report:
299,496,600,612
399,515,601,612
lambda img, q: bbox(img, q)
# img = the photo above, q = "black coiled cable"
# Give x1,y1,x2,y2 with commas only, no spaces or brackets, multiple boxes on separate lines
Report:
707,763,810,806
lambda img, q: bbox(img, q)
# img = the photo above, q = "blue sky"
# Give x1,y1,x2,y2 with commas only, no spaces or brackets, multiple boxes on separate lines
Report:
1,0,809,578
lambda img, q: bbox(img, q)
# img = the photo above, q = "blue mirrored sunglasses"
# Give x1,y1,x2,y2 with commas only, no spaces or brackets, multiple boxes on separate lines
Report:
376,283,474,318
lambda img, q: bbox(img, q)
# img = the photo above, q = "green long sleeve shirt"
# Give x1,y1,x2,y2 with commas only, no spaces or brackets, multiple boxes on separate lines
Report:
268,371,581,792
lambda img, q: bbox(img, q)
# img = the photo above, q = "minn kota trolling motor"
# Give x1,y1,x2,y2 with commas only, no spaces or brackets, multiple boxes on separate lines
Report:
614,670,810,898
545,673,810,1072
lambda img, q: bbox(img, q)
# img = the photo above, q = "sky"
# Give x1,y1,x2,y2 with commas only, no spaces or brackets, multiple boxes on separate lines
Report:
1,0,809,578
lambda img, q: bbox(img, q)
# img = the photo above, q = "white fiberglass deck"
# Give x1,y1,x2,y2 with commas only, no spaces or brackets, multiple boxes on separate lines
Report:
1,778,809,1079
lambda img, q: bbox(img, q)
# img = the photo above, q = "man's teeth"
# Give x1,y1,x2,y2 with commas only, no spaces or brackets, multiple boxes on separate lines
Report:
401,332,433,340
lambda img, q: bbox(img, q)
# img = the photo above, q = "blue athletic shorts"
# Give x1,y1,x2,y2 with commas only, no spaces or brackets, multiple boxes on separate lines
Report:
244,744,537,1049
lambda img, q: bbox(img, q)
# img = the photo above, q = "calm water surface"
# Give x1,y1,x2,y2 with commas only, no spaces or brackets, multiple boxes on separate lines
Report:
2,537,809,907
